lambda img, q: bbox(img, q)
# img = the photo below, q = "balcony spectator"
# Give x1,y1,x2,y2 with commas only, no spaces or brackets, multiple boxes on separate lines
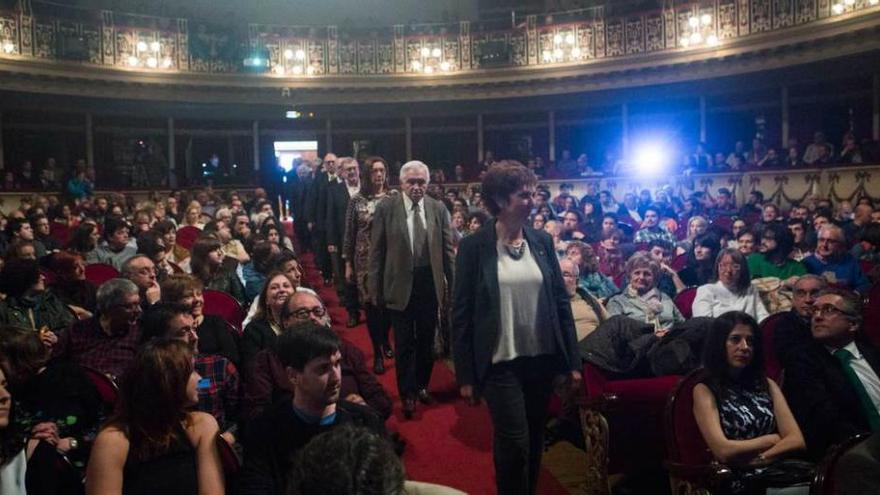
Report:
576,153,594,177
840,132,863,164
785,146,803,167
746,138,768,168
803,131,834,165
726,141,748,169
688,143,713,171
65,170,93,202
557,149,578,177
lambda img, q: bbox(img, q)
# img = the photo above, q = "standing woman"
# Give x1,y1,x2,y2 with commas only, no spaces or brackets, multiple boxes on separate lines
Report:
453,161,581,495
343,156,396,374
86,339,224,495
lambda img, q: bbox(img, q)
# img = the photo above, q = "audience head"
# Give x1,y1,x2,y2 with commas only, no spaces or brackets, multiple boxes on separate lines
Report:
29,214,50,239
160,274,205,318
559,258,579,298
0,327,50,387
736,230,756,256
273,252,302,288
760,222,795,260
112,339,197,460
466,211,489,234
50,251,86,282
714,248,750,294
96,278,142,331
140,303,198,353
481,161,537,219
6,240,36,261
642,205,661,228
121,255,158,293
153,220,177,250
791,274,827,319
0,355,23,463
702,311,765,389
282,290,330,330
103,217,131,249
647,239,673,264
257,271,296,322
811,288,863,348
399,161,430,203
815,224,846,259
190,235,224,279
692,233,721,263
360,156,388,198
287,425,405,495
786,218,807,246
624,252,660,295
5,218,34,242
687,216,709,240
276,320,342,410
0,258,43,300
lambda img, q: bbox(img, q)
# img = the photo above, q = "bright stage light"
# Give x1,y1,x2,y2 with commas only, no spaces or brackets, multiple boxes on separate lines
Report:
632,142,673,176
832,3,844,13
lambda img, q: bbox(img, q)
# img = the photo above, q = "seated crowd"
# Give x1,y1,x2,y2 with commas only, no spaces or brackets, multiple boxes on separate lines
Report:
0,151,878,495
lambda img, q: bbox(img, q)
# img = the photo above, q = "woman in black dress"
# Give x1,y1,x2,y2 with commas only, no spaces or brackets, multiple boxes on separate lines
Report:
86,339,224,495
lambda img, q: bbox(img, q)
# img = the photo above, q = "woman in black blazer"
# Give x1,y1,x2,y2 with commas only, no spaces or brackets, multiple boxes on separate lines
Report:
452,161,582,495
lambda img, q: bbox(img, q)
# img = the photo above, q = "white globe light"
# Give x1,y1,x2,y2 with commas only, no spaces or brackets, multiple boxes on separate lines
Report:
706,34,719,46
292,65,303,74
553,48,564,59
411,60,422,70
701,14,712,25
127,55,139,66
136,41,147,52
440,61,451,71
832,3,845,13
150,41,161,52
420,47,430,57
283,49,293,60
690,32,703,43
295,49,306,60
424,66,434,74
542,50,553,61
146,56,158,68
845,0,855,5
553,34,562,44
680,37,690,47
162,58,173,68
571,47,582,58
431,48,442,58
688,16,699,27
564,33,575,45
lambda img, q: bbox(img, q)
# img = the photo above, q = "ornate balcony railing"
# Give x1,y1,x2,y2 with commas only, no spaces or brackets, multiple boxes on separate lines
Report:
0,0,878,79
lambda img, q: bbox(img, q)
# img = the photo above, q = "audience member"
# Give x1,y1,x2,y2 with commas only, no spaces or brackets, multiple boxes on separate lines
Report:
121,254,161,311
190,235,247,305
48,251,97,316
241,271,295,366
86,216,138,269
693,248,769,322
607,252,684,335
773,274,827,367
747,223,806,282
803,224,871,293
633,205,676,245
677,233,722,287
0,258,74,338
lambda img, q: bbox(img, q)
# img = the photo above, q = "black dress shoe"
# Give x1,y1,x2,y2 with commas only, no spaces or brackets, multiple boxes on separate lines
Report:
416,389,435,405
346,314,359,328
373,355,385,375
402,398,416,419
382,344,394,359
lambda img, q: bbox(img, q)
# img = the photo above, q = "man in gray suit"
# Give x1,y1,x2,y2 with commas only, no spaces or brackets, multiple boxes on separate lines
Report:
369,160,455,419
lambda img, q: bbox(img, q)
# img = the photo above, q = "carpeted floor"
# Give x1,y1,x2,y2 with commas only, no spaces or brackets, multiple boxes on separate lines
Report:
299,252,574,494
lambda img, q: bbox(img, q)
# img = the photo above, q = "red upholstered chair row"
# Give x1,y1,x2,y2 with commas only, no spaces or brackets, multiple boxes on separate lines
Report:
84,263,120,286
674,287,698,319
202,289,246,335
863,281,880,348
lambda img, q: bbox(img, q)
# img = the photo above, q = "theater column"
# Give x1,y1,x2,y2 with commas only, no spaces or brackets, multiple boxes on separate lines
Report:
548,110,556,164
252,121,260,171
168,117,176,188
781,86,790,148
873,74,879,141
405,116,412,162
477,113,484,163
86,114,94,169
621,103,629,159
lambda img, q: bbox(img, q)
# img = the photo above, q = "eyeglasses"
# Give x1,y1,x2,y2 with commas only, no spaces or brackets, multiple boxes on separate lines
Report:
718,263,742,271
813,304,850,318
793,288,821,298
289,306,327,320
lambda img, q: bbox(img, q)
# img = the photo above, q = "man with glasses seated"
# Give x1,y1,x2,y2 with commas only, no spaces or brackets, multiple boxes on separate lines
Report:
120,255,161,312
243,289,391,421
774,274,827,368
783,288,880,460
51,278,143,380
803,224,871,293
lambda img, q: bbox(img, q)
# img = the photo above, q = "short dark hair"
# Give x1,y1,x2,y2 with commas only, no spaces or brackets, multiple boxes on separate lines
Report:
4,218,28,238
276,320,341,371
136,231,165,260
702,311,767,395
648,239,674,253
480,161,537,215
0,258,40,299
140,303,192,343
103,216,129,241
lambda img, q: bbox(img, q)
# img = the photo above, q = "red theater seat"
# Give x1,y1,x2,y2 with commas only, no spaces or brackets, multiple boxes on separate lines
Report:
217,435,241,486
759,312,785,382
84,263,120,286
203,289,246,334
674,287,698,319
176,226,202,251
81,366,119,408
864,281,880,348
671,253,689,272
579,362,682,489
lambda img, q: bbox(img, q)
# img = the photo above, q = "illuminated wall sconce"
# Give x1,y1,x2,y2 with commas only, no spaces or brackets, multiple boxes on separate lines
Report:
542,29,581,63
833,0,876,14
276,47,315,76
2,39,16,54
127,39,172,69
679,13,718,48
411,43,452,73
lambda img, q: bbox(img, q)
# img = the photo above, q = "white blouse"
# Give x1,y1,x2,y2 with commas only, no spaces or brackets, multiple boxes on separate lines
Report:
692,281,770,323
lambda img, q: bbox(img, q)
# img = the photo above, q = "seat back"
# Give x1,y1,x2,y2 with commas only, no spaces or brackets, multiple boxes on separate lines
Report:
759,312,785,382
810,432,871,495
203,289,246,333
582,362,610,399
671,253,689,272
665,369,713,466
863,282,880,348
84,263,120,286
81,366,119,408
674,287,698,319
49,223,71,245
176,226,202,251
217,435,241,486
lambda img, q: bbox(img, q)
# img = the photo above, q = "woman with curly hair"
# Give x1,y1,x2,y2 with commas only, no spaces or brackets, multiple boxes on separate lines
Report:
64,222,100,258
86,339,224,494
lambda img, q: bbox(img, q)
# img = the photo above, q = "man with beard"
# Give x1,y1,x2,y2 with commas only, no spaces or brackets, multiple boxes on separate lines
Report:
239,318,386,495
773,274,827,368
746,223,807,283
633,205,676,245
804,224,871,293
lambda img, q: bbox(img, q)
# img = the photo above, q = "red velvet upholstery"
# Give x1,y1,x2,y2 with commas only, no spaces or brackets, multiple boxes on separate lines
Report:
671,253,689,272
176,225,202,251
864,282,880,348
39,268,56,285
203,289,246,334
49,223,71,245
612,272,626,290
582,362,682,472
712,216,734,233
84,263,120,286
760,312,784,382
674,287,698,319
217,436,241,485
81,366,118,407
665,369,712,467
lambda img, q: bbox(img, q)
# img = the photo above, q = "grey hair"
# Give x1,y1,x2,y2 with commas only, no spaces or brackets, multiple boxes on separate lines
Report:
120,255,152,278
818,223,846,243
96,278,140,314
399,160,430,183
296,163,312,176
560,257,579,278
337,156,358,169
794,274,828,289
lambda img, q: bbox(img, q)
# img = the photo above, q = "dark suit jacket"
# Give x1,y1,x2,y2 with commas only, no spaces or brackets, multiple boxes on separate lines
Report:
290,177,312,224
452,220,581,388
368,194,454,311
304,170,335,228
325,180,353,248
783,338,880,460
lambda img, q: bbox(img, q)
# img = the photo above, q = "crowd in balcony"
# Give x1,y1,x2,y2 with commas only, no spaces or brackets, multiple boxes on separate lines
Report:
0,144,879,494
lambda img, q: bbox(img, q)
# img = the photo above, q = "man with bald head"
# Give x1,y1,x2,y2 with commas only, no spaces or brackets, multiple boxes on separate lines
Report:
305,153,340,285
803,224,871,293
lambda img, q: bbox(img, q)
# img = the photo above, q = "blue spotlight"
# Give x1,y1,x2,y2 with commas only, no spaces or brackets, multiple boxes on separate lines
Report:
631,141,673,176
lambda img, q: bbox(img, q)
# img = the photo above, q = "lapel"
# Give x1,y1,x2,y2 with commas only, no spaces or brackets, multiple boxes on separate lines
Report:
423,197,436,250
480,221,500,315
394,195,412,256
524,227,552,277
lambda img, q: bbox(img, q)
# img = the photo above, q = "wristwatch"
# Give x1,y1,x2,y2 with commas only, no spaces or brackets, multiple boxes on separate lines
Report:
68,438,79,451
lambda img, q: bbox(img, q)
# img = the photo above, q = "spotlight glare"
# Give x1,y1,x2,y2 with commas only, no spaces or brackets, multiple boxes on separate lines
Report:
431,47,442,57
632,142,672,176
688,16,699,27
283,49,293,59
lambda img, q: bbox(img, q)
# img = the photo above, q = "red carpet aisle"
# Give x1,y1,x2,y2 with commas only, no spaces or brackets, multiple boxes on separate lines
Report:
298,252,571,494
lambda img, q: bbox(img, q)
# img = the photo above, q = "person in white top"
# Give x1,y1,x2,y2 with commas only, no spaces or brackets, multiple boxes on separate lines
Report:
693,248,769,323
